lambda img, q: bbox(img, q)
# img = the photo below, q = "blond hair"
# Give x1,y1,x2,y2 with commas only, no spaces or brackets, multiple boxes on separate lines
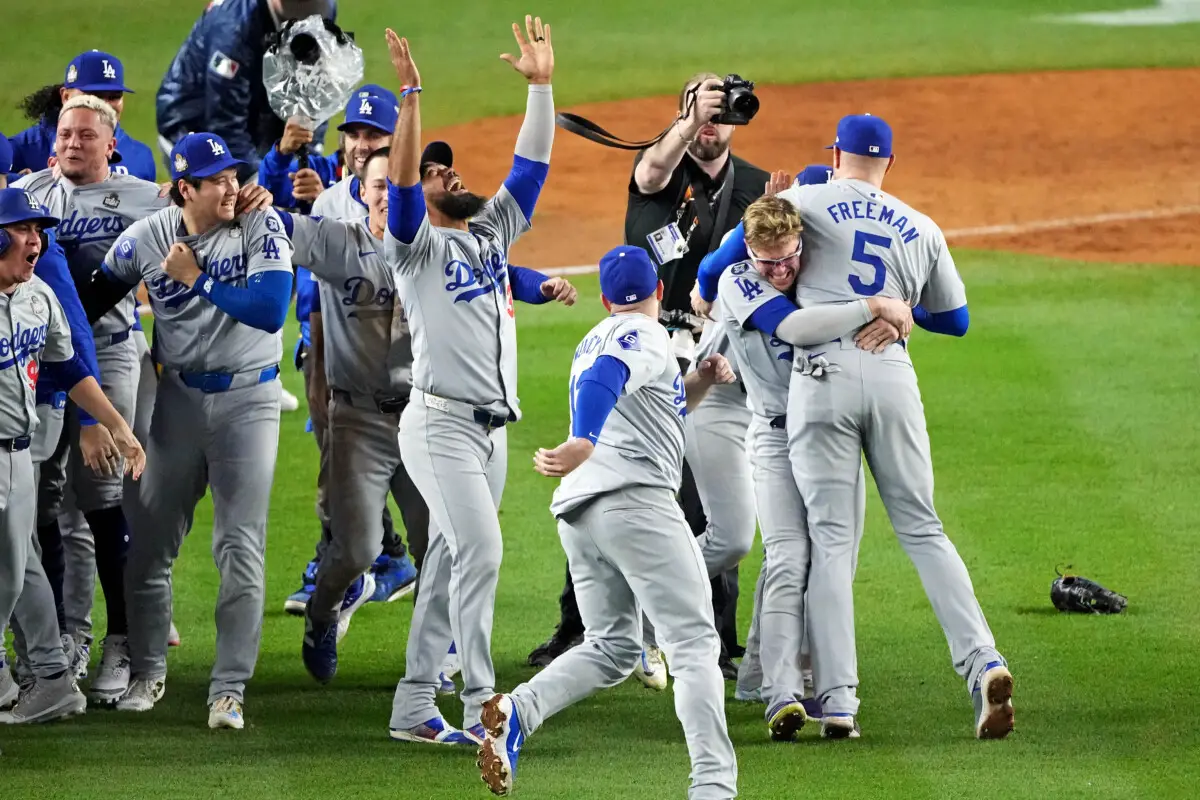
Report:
59,94,118,132
743,196,802,250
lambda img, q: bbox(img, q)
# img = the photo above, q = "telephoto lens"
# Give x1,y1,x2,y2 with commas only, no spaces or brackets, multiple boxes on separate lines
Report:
289,32,321,65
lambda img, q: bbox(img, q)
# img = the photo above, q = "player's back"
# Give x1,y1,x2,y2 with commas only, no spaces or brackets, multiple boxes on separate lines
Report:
311,177,366,222
551,313,686,517
779,179,951,309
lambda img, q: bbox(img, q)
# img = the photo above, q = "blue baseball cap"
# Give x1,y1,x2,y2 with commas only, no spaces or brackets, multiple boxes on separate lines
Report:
64,50,134,94
796,164,833,186
169,133,245,180
826,114,892,158
0,134,13,175
0,188,60,230
338,90,399,135
599,245,659,305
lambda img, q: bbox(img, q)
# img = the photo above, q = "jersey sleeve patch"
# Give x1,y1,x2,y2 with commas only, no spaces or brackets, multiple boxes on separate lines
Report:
115,235,137,260
617,330,641,352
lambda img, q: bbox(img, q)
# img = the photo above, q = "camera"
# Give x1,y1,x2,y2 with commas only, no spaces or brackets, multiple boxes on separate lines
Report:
714,74,759,126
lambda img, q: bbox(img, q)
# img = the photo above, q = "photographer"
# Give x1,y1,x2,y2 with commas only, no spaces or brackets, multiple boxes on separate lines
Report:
527,73,769,681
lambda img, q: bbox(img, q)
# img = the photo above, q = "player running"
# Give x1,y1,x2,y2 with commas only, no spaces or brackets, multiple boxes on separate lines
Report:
82,132,291,730
476,245,738,799
697,114,1014,740
382,19,572,744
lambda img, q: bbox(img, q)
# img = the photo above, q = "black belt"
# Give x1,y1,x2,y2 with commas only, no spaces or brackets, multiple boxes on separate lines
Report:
769,415,787,430
332,389,407,415
1,435,32,452
473,409,510,430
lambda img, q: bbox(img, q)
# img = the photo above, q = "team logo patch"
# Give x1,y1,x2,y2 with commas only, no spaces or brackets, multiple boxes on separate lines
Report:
102,192,120,209
174,153,188,174
265,215,281,233
30,295,46,317
67,64,78,84
24,192,40,212
617,330,640,351
209,51,240,80
115,235,137,260
730,263,749,276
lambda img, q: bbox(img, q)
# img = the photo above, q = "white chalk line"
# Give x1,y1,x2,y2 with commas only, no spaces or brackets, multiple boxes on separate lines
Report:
541,204,1200,277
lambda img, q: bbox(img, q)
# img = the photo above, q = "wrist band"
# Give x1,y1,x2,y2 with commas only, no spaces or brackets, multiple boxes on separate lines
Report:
400,85,422,99
676,120,695,144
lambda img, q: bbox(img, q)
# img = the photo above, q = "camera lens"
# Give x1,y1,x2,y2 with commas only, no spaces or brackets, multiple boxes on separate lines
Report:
729,89,759,118
289,32,321,65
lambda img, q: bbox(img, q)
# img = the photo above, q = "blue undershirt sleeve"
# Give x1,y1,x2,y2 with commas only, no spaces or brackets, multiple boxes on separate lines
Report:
570,355,631,444
386,182,427,244
913,304,969,336
698,221,748,302
42,353,92,394
510,265,550,305
193,270,293,333
745,295,799,335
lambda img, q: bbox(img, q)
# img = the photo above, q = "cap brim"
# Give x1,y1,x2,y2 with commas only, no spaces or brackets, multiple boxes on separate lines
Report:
188,157,246,178
2,211,61,230
337,119,394,134
73,84,134,94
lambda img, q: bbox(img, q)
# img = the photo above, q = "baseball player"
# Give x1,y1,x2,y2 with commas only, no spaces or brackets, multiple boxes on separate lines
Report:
382,21,573,743
717,195,910,740
9,50,156,182
0,188,145,725
14,94,166,705
476,245,738,799
81,132,293,730
698,115,1014,739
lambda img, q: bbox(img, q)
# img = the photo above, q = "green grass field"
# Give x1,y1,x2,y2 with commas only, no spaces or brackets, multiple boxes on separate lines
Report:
5,1,1200,798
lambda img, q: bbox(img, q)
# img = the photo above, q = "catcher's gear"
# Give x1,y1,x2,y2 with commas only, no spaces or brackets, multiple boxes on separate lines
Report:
1051,567,1127,614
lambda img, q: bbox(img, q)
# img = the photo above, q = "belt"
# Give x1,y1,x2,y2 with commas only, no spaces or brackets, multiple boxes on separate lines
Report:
413,389,512,430
0,435,32,452
173,364,280,394
332,389,407,415
98,329,131,349
769,414,787,430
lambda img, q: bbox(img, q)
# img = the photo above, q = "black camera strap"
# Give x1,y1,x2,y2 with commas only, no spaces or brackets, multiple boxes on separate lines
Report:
689,159,735,254
555,112,679,151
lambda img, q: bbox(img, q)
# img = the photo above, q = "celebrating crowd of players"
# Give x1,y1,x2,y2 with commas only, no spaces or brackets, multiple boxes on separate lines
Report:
0,1,1015,796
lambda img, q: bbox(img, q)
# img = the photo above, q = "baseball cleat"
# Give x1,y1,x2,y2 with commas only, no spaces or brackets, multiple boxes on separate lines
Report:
69,635,91,681
371,554,418,602
820,712,861,739
280,386,300,412
284,561,319,616
734,685,763,703
0,658,17,710
0,674,86,724
801,696,823,720
168,621,181,647
526,626,583,668
464,723,486,744
116,678,166,712
633,647,668,691
718,652,739,682
973,661,1014,740
88,635,131,706
437,672,457,696
302,609,339,684
767,700,808,742
442,641,461,679
208,696,244,730
389,716,477,745
478,694,524,796
336,572,375,643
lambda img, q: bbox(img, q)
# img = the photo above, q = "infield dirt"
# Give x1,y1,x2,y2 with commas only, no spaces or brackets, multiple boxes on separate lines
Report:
428,68,1200,268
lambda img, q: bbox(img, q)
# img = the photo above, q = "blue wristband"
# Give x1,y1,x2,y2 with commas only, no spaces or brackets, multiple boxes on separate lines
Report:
400,86,422,99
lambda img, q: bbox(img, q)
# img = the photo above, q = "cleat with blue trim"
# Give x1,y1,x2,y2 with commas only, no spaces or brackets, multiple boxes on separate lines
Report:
632,647,667,691
478,694,524,797
390,716,477,745
336,573,375,643
767,700,807,741
973,661,1014,740
371,554,418,602
284,561,319,616
302,609,338,684
437,672,457,696
208,696,244,730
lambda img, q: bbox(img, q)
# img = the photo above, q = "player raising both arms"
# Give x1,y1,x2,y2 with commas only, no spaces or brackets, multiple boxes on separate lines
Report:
382,19,573,745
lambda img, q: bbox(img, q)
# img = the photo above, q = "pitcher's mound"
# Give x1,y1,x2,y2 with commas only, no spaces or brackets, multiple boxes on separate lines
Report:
430,68,1200,269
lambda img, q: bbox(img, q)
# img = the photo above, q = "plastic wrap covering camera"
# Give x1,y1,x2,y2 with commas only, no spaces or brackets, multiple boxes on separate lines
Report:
263,15,364,130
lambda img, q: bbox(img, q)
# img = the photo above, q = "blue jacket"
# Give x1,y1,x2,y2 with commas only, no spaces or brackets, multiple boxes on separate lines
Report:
258,146,343,211
156,0,334,183
35,231,101,423
7,120,157,183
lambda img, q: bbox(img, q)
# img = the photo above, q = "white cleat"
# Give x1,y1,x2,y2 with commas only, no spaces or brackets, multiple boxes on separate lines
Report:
632,648,668,692
279,385,300,412
116,678,166,712
336,573,375,643
0,663,17,710
973,662,1014,740
820,712,861,739
89,635,131,706
208,696,245,730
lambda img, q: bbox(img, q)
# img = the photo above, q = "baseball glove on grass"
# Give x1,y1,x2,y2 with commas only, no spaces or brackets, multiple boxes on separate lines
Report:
1051,567,1127,614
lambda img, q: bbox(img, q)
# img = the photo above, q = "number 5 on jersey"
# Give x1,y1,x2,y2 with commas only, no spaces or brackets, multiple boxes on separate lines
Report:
849,230,891,296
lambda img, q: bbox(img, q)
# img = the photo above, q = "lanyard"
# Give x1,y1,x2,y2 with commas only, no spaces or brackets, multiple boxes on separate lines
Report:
688,158,735,255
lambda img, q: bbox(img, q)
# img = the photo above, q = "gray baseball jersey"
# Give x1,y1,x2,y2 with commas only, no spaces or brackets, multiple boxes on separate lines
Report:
717,266,794,418
551,313,686,517
0,277,75,439
311,176,367,222
288,215,411,396
777,178,966,311
15,170,167,339
384,188,529,419
102,207,293,372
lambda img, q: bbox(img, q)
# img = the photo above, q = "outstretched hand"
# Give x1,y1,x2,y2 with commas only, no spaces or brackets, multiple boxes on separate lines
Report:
500,15,553,84
539,276,577,306
766,171,793,196
385,28,421,88
534,437,594,478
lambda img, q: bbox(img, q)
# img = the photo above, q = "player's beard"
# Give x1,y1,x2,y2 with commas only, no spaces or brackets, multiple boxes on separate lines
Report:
688,136,729,164
433,190,488,221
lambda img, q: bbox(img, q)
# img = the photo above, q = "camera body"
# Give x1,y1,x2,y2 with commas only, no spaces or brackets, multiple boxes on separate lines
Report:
713,74,759,126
